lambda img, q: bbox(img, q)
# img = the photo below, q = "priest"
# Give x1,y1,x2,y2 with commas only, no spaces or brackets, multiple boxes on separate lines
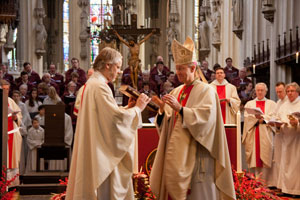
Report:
264,82,288,187
0,80,23,181
66,47,151,200
150,37,236,200
210,67,241,124
276,82,300,196
242,83,276,177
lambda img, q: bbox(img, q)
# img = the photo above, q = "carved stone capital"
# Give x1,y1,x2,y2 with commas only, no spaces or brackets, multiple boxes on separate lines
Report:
233,28,243,40
262,0,275,23
212,42,221,50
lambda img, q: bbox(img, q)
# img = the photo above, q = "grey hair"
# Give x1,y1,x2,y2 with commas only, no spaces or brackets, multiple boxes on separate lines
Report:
43,73,50,78
285,82,300,93
19,84,28,90
255,82,268,92
93,47,122,71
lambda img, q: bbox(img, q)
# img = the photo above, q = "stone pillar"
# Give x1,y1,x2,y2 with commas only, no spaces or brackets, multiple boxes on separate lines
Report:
18,0,44,76
69,0,90,71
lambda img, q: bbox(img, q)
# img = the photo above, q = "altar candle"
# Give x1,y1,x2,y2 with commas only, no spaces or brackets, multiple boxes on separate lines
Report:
128,13,131,25
296,52,299,64
253,64,256,74
111,13,114,25
236,110,242,173
144,19,147,28
148,17,151,28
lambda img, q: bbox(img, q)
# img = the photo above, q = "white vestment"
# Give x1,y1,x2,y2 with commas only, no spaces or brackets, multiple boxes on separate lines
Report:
8,97,23,169
17,101,31,127
66,71,142,200
25,126,44,172
264,96,288,187
35,114,45,126
276,97,300,195
150,80,236,200
210,80,241,124
242,98,276,180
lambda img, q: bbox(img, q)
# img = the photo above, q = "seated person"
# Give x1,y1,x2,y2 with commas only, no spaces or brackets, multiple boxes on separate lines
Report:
160,71,175,96
25,118,45,172
19,84,29,103
25,88,42,119
37,82,49,102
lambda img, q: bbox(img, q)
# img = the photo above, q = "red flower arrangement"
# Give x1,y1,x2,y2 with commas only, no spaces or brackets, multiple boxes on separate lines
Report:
50,177,68,200
232,168,281,200
0,166,19,200
133,172,156,200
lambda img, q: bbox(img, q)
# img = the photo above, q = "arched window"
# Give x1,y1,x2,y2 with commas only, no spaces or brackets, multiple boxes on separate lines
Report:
63,0,69,71
90,0,113,63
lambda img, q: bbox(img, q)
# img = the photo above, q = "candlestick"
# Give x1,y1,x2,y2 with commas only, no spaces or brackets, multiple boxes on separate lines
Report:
236,110,242,173
296,52,299,64
253,64,256,74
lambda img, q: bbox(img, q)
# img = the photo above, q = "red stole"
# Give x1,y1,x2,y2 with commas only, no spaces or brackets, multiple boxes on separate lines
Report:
255,101,265,167
173,84,194,126
216,85,226,123
7,103,14,169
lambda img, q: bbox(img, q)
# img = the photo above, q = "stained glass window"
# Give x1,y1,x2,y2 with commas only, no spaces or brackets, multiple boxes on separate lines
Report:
90,0,113,63
63,0,69,71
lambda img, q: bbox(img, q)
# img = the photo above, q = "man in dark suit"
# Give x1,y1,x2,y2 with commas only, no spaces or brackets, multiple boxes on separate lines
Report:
65,57,86,86
49,63,64,96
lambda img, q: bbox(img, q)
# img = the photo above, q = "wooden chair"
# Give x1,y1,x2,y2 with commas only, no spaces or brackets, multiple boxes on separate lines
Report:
36,105,71,172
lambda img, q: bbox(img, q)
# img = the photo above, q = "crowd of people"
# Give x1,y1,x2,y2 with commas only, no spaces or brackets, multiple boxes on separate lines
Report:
1,39,300,198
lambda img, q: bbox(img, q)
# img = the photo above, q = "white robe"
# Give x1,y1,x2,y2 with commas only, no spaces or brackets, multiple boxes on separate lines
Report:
210,79,241,124
17,101,32,127
25,126,44,172
276,97,300,195
242,98,276,172
35,114,45,126
7,97,23,169
265,96,288,187
66,71,142,200
150,80,236,200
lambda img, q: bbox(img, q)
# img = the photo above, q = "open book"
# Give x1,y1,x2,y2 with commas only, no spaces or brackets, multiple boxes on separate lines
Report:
119,85,159,112
266,118,285,126
245,107,264,115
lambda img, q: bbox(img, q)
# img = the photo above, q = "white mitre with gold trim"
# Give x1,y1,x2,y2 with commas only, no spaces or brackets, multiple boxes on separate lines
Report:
171,36,197,65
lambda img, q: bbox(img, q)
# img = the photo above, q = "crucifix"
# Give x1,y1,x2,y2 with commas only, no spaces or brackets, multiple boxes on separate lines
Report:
110,14,160,88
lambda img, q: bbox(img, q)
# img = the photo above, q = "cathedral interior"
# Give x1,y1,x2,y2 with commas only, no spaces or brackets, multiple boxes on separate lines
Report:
0,0,300,199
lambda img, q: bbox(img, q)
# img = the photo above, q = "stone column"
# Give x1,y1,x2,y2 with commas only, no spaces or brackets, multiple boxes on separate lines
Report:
18,0,43,76
69,0,90,71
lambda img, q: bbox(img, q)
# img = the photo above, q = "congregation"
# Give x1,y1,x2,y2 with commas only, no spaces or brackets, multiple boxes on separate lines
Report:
1,52,300,197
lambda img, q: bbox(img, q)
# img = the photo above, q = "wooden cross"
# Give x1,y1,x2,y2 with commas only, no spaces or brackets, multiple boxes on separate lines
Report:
110,14,160,43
